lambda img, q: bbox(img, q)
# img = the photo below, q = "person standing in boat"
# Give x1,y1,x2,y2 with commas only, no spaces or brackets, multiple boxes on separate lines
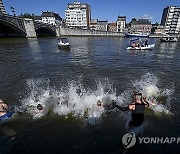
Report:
144,40,148,47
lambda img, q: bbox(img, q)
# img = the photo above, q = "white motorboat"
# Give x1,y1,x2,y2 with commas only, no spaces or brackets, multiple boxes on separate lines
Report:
126,44,155,50
58,38,70,48
125,32,149,37
126,38,155,50
160,37,178,42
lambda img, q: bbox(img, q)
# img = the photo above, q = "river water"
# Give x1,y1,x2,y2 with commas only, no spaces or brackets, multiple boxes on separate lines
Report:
0,37,179,153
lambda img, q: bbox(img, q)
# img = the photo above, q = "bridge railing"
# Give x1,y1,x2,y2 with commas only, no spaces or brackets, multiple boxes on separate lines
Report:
0,13,26,32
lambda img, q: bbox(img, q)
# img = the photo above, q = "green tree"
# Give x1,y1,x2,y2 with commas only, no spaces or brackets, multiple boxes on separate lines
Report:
19,13,35,19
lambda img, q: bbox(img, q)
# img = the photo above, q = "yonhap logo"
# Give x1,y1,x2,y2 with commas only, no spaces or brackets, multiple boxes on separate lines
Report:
122,132,136,148
122,133,180,149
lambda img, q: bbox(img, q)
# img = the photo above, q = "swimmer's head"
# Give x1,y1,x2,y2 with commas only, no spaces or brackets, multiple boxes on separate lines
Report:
37,104,43,111
134,92,142,100
97,100,102,106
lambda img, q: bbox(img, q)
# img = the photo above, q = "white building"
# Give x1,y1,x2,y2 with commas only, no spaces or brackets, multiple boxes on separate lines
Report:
0,0,6,14
65,1,91,30
117,16,126,32
161,6,180,35
41,11,62,26
96,20,108,31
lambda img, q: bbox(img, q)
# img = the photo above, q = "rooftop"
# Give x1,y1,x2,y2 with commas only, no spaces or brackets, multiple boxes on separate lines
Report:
131,19,151,25
108,23,117,26
98,20,108,24
42,11,62,20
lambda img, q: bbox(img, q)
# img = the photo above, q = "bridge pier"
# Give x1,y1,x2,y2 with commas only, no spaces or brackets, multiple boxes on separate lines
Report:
55,26,60,37
23,18,37,38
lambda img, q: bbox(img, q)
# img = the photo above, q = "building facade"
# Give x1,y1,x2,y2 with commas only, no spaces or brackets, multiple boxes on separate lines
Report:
65,1,91,30
161,6,180,35
130,19,152,34
96,20,108,31
41,11,62,26
117,16,126,32
151,24,165,35
90,19,98,30
108,23,117,32
0,0,6,14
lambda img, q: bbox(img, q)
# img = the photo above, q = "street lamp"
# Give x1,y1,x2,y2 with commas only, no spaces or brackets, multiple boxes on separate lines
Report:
11,6,15,16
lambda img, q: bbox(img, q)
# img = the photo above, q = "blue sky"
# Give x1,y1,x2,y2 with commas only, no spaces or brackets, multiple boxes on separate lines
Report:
3,0,180,23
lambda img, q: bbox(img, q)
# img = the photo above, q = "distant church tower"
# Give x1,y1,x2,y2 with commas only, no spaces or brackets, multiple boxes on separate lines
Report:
0,0,6,14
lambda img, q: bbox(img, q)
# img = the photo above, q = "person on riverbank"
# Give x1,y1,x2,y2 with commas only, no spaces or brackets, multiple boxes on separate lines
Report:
112,92,153,128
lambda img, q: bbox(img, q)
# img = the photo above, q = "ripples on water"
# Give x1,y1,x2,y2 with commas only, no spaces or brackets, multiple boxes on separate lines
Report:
0,37,180,153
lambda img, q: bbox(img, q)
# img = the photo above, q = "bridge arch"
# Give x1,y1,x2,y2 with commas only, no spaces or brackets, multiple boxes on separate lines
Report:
35,27,56,37
0,19,26,37
34,21,57,37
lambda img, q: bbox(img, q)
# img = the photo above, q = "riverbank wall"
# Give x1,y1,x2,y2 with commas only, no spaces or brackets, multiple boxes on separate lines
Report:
60,27,124,37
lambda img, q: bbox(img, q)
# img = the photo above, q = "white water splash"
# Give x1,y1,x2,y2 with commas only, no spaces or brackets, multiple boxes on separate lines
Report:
21,78,117,124
20,73,174,124
132,73,174,113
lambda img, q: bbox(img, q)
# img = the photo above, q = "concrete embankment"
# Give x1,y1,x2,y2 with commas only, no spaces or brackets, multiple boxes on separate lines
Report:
149,34,180,38
60,27,124,37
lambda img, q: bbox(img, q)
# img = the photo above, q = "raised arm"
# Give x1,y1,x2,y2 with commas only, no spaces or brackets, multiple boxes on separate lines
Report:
112,100,129,111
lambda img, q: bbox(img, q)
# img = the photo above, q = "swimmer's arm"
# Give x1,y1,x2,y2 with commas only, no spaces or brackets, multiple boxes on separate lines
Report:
112,100,129,111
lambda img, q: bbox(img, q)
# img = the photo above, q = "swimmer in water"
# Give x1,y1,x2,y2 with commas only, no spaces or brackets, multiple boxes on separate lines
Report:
0,99,8,117
37,104,44,112
97,100,115,110
112,92,155,128
0,98,13,121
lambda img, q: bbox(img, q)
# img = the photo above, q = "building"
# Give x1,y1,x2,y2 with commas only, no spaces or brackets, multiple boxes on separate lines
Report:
117,16,126,32
108,23,117,32
0,0,6,14
97,20,108,31
90,19,98,30
161,6,180,35
41,11,62,26
151,23,165,35
34,16,42,22
65,1,91,30
129,18,152,34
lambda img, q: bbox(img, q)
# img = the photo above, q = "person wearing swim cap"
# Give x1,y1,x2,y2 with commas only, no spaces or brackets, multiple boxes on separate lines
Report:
37,104,44,112
0,99,8,117
0,98,13,121
112,92,153,127
97,100,116,110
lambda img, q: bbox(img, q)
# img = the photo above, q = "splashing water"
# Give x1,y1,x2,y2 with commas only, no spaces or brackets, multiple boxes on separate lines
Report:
20,78,117,124
20,73,174,125
132,73,174,113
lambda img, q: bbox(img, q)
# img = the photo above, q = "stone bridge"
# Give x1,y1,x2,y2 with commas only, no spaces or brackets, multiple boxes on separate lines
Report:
0,13,59,37
33,21,58,37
